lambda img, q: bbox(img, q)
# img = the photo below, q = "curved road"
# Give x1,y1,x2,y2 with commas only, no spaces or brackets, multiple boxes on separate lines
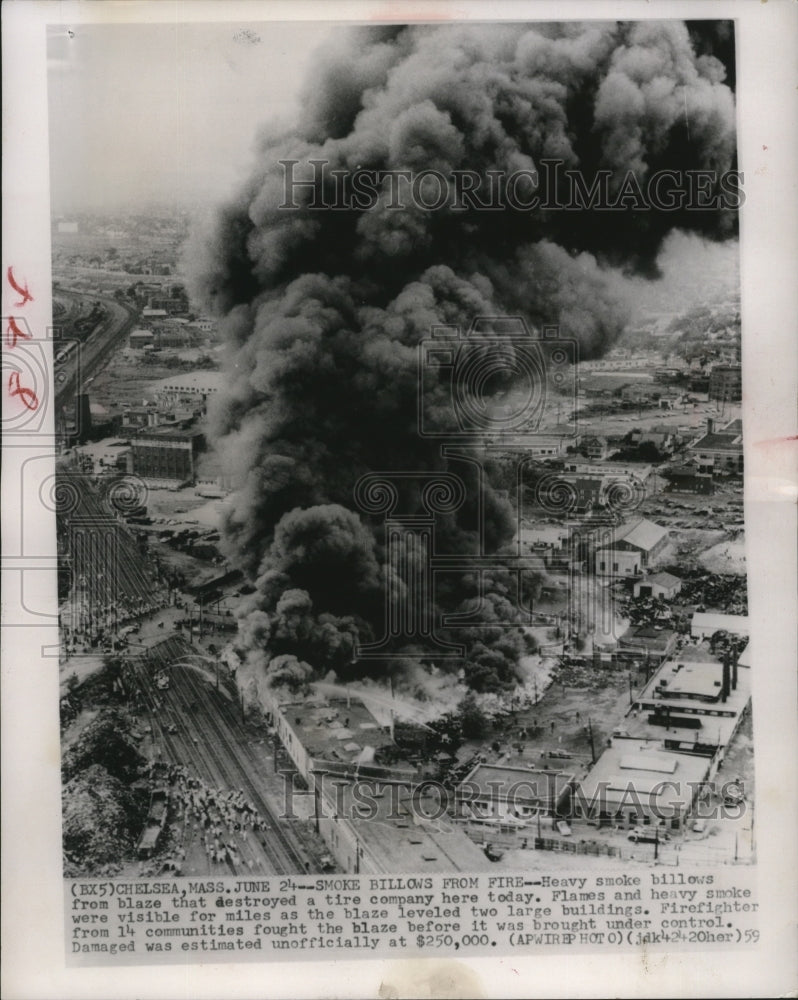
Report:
54,289,137,411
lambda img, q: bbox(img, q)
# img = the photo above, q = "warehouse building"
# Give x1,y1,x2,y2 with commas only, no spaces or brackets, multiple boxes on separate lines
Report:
573,737,710,830
691,611,749,641
625,648,751,762
594,518,669,578
260,688,490,873
130,428,204,487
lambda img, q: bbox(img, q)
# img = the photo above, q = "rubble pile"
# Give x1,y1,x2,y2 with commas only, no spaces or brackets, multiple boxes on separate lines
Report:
551,661,611,690
62,763,148,876
62,709,145,784
673,572,748,614
61,709,149,875
619,595,673,627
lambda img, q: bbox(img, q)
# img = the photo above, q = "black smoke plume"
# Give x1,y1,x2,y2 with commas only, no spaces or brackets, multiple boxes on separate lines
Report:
188,21,737,697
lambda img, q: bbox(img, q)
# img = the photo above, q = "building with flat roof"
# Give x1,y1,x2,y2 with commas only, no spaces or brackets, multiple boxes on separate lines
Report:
456,763,573,824
688,417,743,475
128,328,155,348
75,438,132,473
625,651,751,759
151,371,225,401
130,428,204,487
312,775,492,874
574,737,711,829
269,694,411,784
691,611,749,640
618,624,678,663
262,688,491,873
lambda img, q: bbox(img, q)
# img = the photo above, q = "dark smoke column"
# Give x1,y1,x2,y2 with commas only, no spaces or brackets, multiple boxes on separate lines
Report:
186,20,737,693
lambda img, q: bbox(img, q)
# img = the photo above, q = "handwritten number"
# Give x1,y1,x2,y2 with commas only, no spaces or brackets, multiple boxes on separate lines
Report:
8,371,38,410
6,317,32,349
7,267,34,307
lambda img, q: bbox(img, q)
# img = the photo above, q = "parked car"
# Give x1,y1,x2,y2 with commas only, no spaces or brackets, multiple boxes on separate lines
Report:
723,786,745,808
628,827,670,844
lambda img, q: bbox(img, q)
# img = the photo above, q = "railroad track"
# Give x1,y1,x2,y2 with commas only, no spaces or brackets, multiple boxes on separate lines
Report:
58,469,164,636
54,289,137,410
56,473,312,875
132,637,307,875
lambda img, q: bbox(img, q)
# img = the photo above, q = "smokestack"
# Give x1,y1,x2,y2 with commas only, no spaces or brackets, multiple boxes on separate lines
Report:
389,709,395,742
76,393,92,444
721,653,730,702
707,418,715,435
732,648,739,691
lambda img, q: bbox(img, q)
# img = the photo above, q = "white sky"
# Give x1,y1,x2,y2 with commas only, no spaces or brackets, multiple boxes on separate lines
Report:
47,20,335,213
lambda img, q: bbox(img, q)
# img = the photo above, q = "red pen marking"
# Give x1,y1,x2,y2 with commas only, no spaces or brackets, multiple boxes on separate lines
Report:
8,371,38,410
6,316,32,349
7,267,34,307
755,434,798,447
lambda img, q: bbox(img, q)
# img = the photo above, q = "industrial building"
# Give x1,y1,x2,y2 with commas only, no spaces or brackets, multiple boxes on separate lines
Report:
573,737,711,830
260,688,491,874
626,649,751,758
709,363,742,402
151,371,225,409
456,763,573,824
691,611,749,641
130,428,204,487
688,418,744,475
618,624,678,664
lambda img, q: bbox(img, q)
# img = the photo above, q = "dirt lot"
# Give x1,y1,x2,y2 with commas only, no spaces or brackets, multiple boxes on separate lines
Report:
458,671,636,786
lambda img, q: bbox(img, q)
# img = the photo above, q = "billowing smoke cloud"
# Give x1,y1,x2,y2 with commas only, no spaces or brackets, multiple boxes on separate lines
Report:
189,20,737,696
